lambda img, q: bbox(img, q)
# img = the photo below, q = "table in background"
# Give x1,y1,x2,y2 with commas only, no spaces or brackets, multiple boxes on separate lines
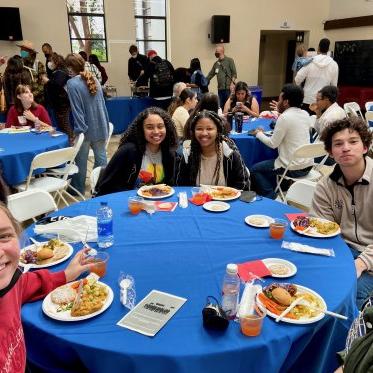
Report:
23,189,357,373
105,96,157,135
0,132,69,185
230,118,278,168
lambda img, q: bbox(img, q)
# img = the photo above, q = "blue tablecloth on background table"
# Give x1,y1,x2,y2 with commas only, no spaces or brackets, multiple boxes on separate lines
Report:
230,118,278,168
22,188,357,373
105,97,157,135
0,132,69,185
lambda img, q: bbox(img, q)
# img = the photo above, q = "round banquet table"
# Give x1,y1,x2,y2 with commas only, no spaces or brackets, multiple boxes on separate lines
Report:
230,118,278,168
22,188,357,373
0,131,69,185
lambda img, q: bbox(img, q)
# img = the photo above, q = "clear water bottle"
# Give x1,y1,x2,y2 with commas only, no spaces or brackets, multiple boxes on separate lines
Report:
97,202,113,248
221,263,240,320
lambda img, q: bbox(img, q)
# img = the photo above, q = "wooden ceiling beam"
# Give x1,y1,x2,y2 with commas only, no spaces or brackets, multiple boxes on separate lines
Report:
324,15,373,30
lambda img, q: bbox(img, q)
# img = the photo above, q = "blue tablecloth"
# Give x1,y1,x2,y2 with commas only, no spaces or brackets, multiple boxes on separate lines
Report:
0,132,69,185
105,97,157,135
22,188,357,373
230,118,278,168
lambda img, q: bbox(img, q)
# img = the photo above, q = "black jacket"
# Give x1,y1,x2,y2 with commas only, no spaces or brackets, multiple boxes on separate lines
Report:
128,54,149,86
145,56,174,98
175,140,251,190
45,69,70,109
96,142,178,196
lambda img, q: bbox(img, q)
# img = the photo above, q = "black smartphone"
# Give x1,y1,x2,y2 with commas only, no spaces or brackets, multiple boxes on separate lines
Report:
239,191,257,203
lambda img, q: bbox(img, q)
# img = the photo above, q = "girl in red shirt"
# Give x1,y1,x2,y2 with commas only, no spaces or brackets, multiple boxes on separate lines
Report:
6,84,52,129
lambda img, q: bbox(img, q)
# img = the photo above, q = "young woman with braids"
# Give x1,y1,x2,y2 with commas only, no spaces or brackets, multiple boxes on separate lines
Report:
169,88,197,139
96,107,178,196
65,53,110,195
175,110,250,190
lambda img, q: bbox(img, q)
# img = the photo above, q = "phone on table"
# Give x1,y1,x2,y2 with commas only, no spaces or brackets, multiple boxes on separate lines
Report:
239,191,257,203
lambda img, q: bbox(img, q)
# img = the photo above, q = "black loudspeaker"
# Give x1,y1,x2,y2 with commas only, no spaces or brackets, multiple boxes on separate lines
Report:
0,7,23,41
211,15,230,44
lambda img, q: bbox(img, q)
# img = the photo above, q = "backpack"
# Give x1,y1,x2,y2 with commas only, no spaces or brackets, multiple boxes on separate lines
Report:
191,70,209,93
153,60,173,88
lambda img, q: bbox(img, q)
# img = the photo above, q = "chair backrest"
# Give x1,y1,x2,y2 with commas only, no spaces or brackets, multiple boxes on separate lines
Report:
293,142,327,159
365,111,373,128
344,102,363,118
365,101,373,112
284,180,317,211
105,122,114,151
90,166,102,195
73,133,85,157
8,189,57,222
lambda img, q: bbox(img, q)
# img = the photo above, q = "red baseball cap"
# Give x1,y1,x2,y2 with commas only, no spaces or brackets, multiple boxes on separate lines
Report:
147,50,157,58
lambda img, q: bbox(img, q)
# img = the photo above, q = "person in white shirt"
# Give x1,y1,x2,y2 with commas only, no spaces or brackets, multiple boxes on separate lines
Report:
310,85,346,137
250,84,312,199
295,38,338,113
169,88,198,139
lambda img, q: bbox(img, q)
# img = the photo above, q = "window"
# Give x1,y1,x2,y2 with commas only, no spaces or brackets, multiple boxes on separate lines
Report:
66,0,108,62
134,0,167,58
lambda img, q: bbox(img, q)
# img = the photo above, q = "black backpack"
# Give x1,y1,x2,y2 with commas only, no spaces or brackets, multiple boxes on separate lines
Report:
153,60,173,88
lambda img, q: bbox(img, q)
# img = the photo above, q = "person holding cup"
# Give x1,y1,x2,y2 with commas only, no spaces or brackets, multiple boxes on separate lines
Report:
175,110,250,190
5,84,52,129
223,81,259,118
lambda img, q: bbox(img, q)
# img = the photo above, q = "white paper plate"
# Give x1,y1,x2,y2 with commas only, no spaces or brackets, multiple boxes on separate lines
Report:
290,218,341,238
137,185,175,199
42,281,114,322
203,201,230,212
262,258,297,278
257,284,326,324
201,186,241,201
19,241,73,269
245,214,274,228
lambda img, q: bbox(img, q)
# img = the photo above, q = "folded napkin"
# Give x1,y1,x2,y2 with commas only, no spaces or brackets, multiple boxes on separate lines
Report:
188,193,212,206
282,241,335,257
237,260,271,282
285,213,308,221
34,215,97,243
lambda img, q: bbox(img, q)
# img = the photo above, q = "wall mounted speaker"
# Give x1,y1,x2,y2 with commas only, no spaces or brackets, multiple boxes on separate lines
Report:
211,15,230,43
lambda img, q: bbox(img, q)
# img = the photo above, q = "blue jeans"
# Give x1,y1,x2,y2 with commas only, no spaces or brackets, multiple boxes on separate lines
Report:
250,159,311,199
350,247,373,310
218,89,230,109
71,139,107,195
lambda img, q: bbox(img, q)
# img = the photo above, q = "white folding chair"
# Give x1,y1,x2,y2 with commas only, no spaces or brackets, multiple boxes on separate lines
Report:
88,122,114,164
365,101,373,112
8,189,57,223
365,111,373,129
90,166,102,196
344,102,363,118
15,147,78,207
44,133,86,200
284,180,317,212
274,142,327,201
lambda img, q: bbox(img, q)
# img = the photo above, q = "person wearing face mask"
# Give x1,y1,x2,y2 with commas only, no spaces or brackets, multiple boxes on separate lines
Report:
41,43,53,78
17,40,46,105
206,44,237,109
42,53,73,142
128,45,149,87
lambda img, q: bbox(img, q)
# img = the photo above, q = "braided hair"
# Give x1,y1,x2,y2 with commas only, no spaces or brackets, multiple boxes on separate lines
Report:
119,106,177,154
189,110,224,186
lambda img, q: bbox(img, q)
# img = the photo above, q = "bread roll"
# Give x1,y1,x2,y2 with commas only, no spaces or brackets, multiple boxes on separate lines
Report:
37,248,54,260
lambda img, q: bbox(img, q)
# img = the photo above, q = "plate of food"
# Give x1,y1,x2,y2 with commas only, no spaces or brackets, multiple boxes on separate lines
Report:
42,277,114,321
137,184,175,199
19,239,73,269
257,283,326,324
203,201,230,212
262,258,297,278
291,216,340,238
245,215,274,228
201,185,241,201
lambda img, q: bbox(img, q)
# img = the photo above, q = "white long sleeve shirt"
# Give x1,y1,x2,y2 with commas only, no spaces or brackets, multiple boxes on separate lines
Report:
256,107,313,170
295,54,339,104
313,102,346,135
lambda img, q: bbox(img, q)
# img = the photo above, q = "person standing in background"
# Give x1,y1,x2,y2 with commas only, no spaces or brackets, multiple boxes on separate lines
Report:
65,53,109,195
41,43,54,78
206,45,237,109
128,45,148,87
78,51,102,83
89,54,108,85
295,38,338,114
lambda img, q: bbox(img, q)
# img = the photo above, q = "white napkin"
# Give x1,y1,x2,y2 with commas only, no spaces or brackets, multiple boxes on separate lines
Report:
34,215,97,243
281,241,335,257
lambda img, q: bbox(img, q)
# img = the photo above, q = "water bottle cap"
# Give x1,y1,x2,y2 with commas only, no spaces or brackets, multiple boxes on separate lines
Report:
100,201,108,206
226,263,238,274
